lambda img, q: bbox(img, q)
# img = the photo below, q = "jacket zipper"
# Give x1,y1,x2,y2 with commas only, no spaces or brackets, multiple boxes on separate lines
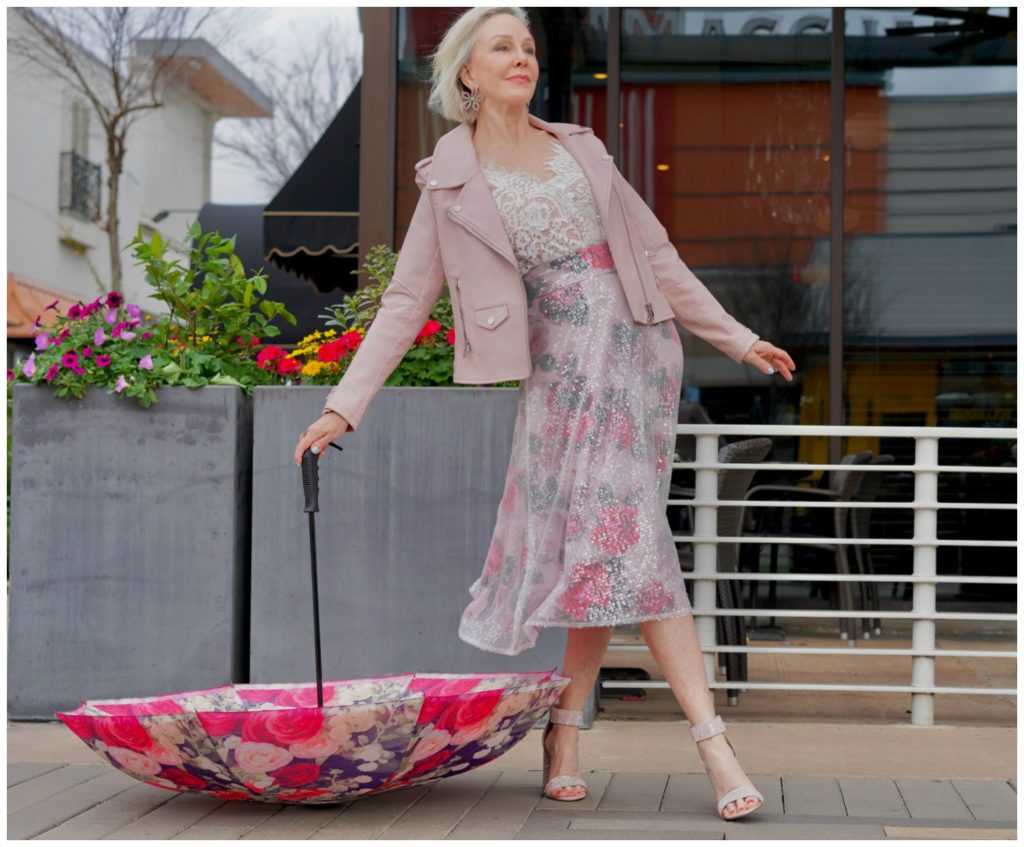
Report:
454,279,472,356
614,183,657,324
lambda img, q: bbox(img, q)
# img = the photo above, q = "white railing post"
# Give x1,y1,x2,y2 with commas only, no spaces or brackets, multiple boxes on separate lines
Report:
693,432,720,682
911,435,939,726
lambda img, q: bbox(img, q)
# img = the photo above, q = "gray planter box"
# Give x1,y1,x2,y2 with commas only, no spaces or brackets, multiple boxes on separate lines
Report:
250,386,571,683
7,384,252,719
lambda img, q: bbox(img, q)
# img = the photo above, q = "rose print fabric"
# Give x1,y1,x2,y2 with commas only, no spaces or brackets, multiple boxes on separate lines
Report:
57,671,569,804
458,242,692,656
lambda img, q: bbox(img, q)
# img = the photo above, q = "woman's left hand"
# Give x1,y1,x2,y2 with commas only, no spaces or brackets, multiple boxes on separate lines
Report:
743,339,796,381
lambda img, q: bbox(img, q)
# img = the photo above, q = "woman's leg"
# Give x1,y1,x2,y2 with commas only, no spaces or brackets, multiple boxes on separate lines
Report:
639,614,760,818
545,625,614,794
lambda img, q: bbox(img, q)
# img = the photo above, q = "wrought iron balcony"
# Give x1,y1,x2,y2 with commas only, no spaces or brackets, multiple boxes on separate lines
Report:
59,151,101,223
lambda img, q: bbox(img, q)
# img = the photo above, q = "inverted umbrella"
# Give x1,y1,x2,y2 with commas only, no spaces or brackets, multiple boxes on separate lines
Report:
57,444,570,803
57,671,568,803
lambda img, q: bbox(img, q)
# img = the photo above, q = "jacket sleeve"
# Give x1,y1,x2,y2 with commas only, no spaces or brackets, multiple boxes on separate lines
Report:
603,141,759,364
321,160,444,431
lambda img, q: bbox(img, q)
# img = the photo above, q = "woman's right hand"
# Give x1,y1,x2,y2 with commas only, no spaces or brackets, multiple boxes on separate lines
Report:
294,411,351,467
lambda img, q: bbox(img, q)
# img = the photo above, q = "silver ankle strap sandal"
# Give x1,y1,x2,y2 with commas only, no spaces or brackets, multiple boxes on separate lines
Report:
689,714,765,820
541,707,588,801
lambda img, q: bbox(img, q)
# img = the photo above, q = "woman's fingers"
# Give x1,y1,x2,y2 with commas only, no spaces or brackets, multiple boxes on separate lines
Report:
748,344,795,381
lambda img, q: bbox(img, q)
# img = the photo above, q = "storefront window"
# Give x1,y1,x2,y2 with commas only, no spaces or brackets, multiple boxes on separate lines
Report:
619,8,832,433
840,8,1016,594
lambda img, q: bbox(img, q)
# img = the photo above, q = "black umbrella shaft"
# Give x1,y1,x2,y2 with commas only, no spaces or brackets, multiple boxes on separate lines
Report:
307,512,324,708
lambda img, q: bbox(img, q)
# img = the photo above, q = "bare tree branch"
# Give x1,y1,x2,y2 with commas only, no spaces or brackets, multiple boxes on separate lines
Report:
7,7,234,291
213,16,362,196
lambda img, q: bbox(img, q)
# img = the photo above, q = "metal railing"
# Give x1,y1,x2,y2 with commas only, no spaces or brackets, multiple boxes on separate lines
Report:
603,424,1017,726
59,151,101,222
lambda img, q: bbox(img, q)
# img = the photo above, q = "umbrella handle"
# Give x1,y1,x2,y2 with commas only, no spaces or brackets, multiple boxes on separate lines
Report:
301,448,320,513
301,442,343,513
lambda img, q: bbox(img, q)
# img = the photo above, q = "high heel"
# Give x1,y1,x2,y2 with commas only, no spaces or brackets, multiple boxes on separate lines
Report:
541,706,588,801
690,715,764,820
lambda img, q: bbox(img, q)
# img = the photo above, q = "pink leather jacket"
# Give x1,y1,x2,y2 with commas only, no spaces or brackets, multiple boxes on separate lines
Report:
323,113,759,431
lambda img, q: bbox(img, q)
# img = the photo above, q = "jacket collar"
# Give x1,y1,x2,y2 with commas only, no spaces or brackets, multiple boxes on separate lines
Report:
427,112,595,189
427,113,615,272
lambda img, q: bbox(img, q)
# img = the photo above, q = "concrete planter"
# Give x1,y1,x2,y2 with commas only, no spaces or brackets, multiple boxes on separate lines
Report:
7,384,252,719
249,386,571,683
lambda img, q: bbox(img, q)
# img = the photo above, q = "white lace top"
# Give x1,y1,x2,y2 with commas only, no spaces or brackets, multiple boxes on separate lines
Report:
481,140,607,275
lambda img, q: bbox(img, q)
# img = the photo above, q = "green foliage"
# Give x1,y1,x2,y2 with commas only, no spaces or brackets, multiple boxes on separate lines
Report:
8,222,299,408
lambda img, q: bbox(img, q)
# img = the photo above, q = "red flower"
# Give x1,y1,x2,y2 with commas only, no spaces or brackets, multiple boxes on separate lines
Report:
198,712,241,736
434,690,502,733
160,767,207,790
257,346,287,368
105,291,124,308
94,716,154,752
397,748,453,782
316,340,343,363
339,330,363,353
636,580,675,615
590,506,640,555
60,714,95,740
415,319,442,344
240,709,323,744
446,328,456,346
269,762,322,787
276,357,303,377
557,561,613,621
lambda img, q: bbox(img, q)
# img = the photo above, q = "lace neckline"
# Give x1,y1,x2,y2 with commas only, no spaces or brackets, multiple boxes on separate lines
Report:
480,139,564,184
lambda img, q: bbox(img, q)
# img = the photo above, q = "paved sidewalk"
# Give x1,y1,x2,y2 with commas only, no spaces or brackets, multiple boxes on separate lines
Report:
8,719,1016,840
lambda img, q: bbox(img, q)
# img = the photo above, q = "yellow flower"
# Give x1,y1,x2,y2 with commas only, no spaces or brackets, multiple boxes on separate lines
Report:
302,361,324,377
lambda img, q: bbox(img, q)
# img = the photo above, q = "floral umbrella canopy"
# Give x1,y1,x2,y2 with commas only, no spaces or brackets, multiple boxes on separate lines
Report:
58,670,569,804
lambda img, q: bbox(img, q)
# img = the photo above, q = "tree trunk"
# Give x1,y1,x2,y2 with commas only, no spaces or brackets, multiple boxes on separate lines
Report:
104,132,124,293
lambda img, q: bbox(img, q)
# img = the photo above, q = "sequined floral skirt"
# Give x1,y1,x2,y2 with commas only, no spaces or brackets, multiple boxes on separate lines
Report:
458,242,692,656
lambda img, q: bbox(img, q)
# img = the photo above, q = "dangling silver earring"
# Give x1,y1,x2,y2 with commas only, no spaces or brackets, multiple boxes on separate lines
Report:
460,85,484,114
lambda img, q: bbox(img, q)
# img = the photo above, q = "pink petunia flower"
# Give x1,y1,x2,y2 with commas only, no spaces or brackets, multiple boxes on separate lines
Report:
35,334,49,350
21,354,35,378
45,365,59,382
94,328,106,346
115,374,127,393
95,354,111,367
139,354,153,370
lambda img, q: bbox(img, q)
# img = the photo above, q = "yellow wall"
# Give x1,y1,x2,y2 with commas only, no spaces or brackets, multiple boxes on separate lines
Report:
798,360,938,472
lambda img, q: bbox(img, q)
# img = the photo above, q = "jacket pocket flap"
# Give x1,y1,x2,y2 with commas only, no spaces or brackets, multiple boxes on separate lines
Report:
475,304,509,330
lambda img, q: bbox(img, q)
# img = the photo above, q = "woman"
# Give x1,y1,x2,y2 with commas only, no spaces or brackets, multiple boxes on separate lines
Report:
295,7,795,820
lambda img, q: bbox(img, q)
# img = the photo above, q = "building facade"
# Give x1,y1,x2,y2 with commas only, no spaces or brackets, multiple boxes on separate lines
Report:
357,7,1016,461
6,10,270,364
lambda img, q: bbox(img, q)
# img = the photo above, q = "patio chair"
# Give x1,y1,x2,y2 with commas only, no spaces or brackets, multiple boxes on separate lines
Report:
849,454,895,637
741,450,875,644
677,437,773,705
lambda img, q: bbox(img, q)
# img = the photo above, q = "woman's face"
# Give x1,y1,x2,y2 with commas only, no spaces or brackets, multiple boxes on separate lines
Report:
460,13,538,111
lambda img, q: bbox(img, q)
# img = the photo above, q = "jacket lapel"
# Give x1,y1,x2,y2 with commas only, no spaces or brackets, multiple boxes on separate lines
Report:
428,114,615,272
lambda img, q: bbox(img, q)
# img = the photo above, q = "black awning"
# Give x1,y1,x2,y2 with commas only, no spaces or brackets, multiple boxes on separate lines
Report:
263,79,361,293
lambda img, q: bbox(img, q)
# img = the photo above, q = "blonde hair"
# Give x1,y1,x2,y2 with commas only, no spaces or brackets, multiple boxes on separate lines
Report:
427,7,532,124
